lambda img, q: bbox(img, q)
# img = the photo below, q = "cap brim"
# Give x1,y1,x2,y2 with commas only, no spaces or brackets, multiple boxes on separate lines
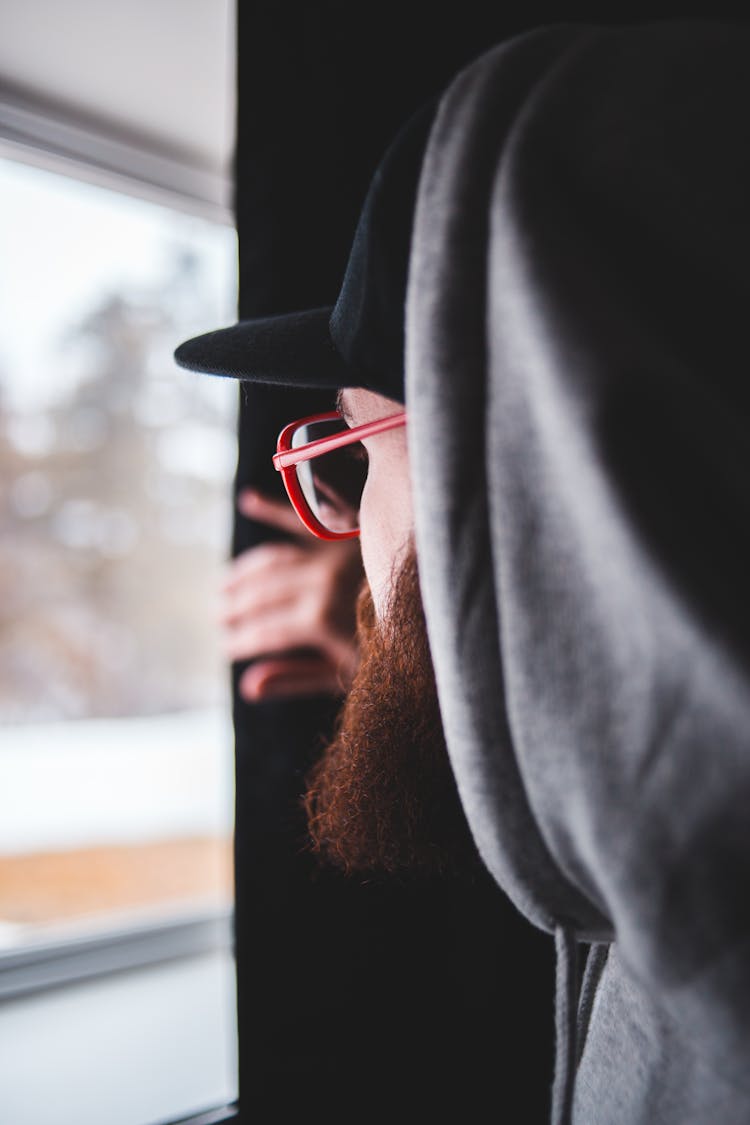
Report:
173,306,351,391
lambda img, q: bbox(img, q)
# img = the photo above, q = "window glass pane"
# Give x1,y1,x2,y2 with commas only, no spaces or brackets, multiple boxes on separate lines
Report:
0,157,237,946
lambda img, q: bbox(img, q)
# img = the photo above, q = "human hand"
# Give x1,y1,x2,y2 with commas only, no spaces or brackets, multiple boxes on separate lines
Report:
220,488,364,702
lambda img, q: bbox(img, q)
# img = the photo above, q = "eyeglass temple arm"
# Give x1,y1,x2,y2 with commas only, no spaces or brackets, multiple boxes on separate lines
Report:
273,412,406,471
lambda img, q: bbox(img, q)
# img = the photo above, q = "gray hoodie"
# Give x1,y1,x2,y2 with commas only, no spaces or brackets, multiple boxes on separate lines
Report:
407,21,750,1124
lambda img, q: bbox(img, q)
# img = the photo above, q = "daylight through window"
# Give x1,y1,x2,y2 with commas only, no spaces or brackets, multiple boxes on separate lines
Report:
0,156,238,948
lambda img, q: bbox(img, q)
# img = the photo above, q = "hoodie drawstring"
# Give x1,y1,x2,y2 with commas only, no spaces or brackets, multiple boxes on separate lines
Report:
551,927,611,1123
552,925,579,1125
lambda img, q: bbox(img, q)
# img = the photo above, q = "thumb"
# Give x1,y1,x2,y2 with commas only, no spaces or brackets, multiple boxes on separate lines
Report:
237,487,311,538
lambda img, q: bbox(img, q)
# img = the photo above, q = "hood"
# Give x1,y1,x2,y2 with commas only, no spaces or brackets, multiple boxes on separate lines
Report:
406,16,750,1050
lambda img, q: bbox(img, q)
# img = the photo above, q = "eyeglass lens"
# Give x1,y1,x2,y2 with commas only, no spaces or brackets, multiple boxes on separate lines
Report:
291,418,367,533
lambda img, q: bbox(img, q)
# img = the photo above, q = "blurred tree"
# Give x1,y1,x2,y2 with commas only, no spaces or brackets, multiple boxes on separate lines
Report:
0,250,237,722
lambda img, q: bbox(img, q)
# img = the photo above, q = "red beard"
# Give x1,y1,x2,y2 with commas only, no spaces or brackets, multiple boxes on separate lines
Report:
302,543,483,880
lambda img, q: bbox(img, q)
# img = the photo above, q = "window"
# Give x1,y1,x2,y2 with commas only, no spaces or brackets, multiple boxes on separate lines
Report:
0,153,239,1124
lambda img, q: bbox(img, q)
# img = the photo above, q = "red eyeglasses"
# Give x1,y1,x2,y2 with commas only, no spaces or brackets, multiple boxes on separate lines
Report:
273,409,407,540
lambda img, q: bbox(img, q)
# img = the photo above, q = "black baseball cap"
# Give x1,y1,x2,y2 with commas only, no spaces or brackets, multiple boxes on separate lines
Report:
173,101,437,406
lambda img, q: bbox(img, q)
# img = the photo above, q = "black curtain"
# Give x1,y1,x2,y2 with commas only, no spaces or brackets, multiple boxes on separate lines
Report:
229,5,741,1121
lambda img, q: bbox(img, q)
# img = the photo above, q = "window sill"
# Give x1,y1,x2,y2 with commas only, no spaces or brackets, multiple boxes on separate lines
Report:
0,904,234,1000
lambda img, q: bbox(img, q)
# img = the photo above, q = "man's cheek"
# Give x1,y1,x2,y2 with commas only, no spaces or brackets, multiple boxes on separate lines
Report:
357,479,388,620
358,457,414,622
358,528,389,622
361,538,414,625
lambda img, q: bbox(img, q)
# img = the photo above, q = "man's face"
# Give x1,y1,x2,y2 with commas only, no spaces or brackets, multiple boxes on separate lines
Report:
302,388,481,880
337,388,413,619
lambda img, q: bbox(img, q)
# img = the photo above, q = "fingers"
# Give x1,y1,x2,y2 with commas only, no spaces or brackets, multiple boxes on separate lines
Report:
221,556,360,673
238,656,348,702
222,604,339,664
237,487,312,538
219,536,362,650
220,487,363,699
220,537,317,624
220,540,339,630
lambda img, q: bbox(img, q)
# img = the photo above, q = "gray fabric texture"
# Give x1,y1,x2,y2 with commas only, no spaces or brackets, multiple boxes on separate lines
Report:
406,21,750,1121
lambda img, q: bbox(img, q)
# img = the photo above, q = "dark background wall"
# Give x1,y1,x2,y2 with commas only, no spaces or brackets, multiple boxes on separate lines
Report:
229,5,741,1121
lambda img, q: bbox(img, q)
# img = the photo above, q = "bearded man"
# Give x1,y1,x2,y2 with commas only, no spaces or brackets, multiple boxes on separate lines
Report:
177,21,750,1125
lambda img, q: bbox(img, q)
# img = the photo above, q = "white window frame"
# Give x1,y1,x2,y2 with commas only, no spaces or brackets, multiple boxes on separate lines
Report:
0,81,237,994
0,77,233,226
